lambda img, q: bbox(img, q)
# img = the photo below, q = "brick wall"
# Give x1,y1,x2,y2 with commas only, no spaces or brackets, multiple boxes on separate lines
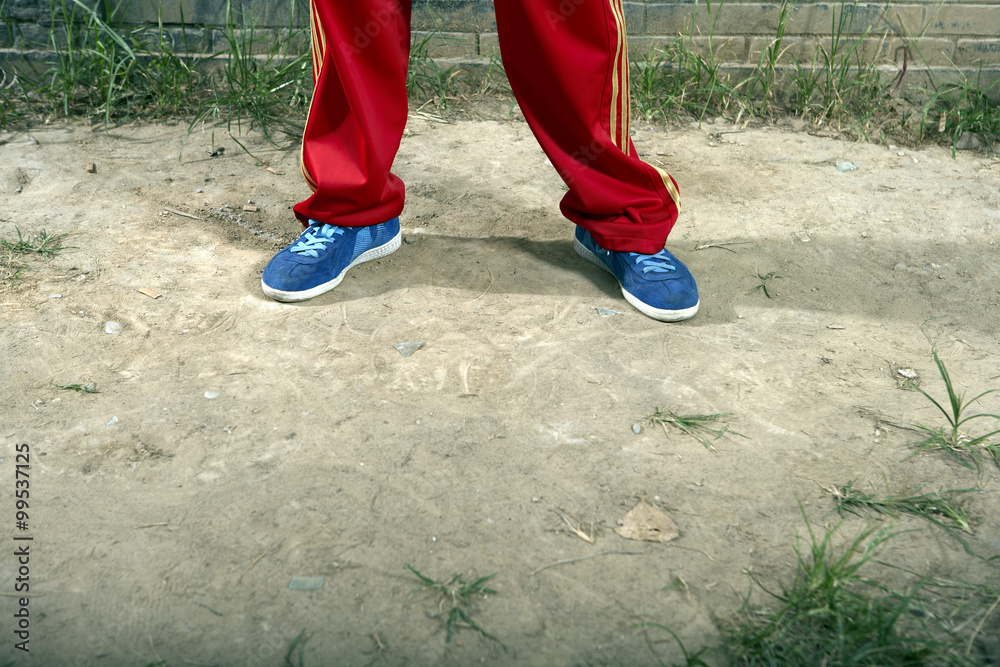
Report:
3,0,999,87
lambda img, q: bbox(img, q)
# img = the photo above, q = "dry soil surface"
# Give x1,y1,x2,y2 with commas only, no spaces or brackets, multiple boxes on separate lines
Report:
2,115,1000,665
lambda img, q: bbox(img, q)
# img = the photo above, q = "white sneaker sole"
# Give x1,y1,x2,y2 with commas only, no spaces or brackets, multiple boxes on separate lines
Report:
261,232,401,303
573,236,699,322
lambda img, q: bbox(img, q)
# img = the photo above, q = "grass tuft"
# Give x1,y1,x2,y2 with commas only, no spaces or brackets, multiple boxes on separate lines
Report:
650,408,745,451
405,563,500,645
832,480,974,533
56,382,99,393
831,480,977,553
642,511,988,666
1,248,23,288
747,271,781,298
920,67,1000,156
284,628,308,667
906,349,1000,471
723,515,975,666
1,227,74,259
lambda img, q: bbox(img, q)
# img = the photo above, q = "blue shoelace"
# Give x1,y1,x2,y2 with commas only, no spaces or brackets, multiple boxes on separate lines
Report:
601,246,676,273
291,224,344,257
629,251,676,274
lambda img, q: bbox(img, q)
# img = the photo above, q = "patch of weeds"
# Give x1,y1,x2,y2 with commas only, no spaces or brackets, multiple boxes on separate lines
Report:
642,512,986,665
747,271,781,298
405,563,500,645
191,0,311,145
632,0,741,123
407,29,466,109
56,382,99,393
787,0,892,131
19,0,208,128
831,480,976,553
919,67,1000,156
738,0,794,117
284,628,308,667
1,248,23,288
0,64,22,128
649,408,745,451
723,516,974,665
907,349,1000,470
0,227,74,259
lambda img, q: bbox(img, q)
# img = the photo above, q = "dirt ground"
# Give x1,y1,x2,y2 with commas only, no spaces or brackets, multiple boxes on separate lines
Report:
2,112,1000,665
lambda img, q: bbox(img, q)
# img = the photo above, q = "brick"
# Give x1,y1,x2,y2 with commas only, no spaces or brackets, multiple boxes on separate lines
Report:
748,33,895,64
899,66,1000,104
627,35,674,59
748,35,818,63
0,24,14,49
412,30,477,57
955,38,1000,66
119,0,232,26
631,34,747,61
892,36,956,67
240,0,309,28
2,0,61,22
411,0,495,32
623,2,645,33
479,31,499,57
926,4,1000,37
785,2,889,36
647,3,784,36
879,4,935,39
13,22,51,50
159,26,214,54
214,28,309,55
644,2,933,40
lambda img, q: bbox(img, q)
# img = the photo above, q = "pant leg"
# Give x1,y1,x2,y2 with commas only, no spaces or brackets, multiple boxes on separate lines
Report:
494,0,681,254
293,0,411,227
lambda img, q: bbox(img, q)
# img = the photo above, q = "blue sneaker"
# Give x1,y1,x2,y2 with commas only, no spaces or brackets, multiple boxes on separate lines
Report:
573,227,699,321
261,218,401,302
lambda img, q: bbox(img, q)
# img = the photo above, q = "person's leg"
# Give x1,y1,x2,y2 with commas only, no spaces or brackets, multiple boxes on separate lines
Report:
294,0,411,227
494,0,698,321
262,0,410,302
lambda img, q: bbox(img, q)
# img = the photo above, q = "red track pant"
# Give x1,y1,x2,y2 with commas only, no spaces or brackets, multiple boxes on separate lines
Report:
294,0,681,254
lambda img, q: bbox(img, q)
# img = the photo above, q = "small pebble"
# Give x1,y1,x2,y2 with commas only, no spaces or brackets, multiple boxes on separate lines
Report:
204,391,220,399
49,293,62,298
596,307,621,317
104,321,122,335
106,416,118,426
394,342,424,357
632,424,642,435
288,576,323,591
